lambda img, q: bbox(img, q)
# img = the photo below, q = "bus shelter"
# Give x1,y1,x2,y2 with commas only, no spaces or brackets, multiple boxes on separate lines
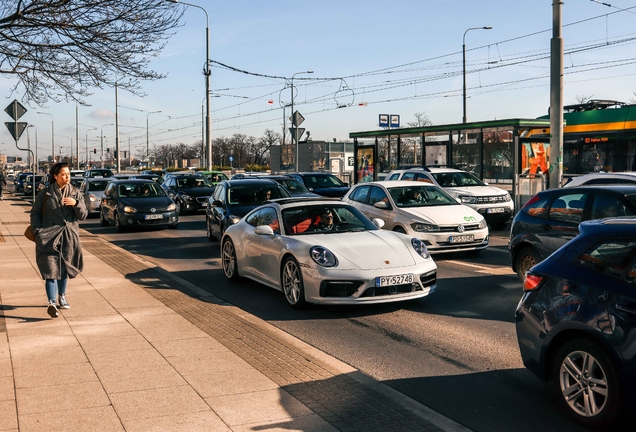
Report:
350,118,552,203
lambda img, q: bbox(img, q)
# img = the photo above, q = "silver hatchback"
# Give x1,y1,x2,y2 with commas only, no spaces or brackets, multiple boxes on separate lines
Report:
79,178,110,215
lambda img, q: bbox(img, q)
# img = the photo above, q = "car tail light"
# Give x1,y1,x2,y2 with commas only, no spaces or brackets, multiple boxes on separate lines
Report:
523,273,545,291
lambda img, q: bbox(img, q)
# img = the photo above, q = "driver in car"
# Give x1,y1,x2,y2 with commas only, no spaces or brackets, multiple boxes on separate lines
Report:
312,209,336,231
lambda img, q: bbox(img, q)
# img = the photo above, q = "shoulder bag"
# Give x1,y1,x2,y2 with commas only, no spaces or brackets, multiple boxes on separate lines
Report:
25,196,47,242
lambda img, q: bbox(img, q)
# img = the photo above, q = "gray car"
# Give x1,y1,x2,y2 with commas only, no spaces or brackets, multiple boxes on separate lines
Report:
79,178,110,215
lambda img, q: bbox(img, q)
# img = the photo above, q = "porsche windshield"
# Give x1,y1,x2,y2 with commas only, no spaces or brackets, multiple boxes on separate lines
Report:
282,205,376,235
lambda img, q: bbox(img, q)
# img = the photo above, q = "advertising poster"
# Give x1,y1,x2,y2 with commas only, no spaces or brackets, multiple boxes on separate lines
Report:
357,147,375,183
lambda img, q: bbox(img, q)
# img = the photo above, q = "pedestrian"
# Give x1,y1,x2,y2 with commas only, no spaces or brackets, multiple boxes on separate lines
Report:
30,162,88,318
0,170,6,200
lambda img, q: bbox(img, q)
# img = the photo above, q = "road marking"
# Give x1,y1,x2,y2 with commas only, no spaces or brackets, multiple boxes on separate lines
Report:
443,260,516,275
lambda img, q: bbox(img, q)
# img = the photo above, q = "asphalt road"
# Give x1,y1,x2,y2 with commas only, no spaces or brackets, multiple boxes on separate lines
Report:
75,211,610,432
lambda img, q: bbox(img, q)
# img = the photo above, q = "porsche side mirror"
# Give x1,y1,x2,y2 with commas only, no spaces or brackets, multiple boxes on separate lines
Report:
372,218,385,229
254,225,275,236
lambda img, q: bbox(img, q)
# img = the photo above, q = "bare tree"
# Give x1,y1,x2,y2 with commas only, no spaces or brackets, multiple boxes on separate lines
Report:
574,94,594,104
406,112,432,128
253,129,279,165
0,0,183,105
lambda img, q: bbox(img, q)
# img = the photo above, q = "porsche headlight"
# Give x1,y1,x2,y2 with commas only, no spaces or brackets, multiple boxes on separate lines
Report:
478,219,487,229
123,206,137,214
459,195,475,204
411,238,430,259
411,222,440,232
310,246,337,267
167,203,176,211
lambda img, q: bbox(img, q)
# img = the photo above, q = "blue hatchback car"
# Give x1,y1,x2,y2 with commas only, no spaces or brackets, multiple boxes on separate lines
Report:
515,217,636,428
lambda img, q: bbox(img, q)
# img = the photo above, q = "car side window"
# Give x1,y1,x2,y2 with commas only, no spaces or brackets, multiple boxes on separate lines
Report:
590,194,633,220
387,173,400,181
549,193,586,224
522,196,550,218
246,207,280,234
105,183,116,196
214,184,225,202
350,185,371,204
415,173,434,184
368,186,390,207
402,172,415,181
575,239,636,280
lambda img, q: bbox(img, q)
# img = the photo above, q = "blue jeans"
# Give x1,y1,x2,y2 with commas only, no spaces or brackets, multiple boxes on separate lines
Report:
45,279,68,303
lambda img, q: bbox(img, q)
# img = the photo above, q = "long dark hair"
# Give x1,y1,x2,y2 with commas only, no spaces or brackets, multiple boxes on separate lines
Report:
50,162,69,177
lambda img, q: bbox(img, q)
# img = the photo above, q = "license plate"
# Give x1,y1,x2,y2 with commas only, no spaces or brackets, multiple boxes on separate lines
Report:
449,234,474,244
144,214,163,220
376,274,414,287
487,207,505,214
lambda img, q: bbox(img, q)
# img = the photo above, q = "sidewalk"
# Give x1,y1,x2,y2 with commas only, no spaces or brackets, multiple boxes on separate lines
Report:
0,193,470,432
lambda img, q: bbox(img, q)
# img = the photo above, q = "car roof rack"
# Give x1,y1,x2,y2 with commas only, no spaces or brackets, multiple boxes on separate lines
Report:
396,165,431,171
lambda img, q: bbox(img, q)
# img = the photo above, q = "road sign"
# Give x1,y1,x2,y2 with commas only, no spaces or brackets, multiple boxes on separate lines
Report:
229,156,234,162
289,127,305,140
291,111,305,127
390,115,400,128
5,99,27,121
348,156,355,166
379,114,389,128
5,122,28,141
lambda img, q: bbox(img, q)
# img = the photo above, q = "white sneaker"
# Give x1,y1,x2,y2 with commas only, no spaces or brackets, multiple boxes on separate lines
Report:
58,295,70,309
47,301,58,318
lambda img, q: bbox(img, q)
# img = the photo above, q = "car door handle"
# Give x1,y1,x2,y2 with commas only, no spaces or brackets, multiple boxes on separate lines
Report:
616,303,636,315
540,224,552,231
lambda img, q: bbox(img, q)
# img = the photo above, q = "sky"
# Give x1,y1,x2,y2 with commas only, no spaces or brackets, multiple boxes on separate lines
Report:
1,0,636,163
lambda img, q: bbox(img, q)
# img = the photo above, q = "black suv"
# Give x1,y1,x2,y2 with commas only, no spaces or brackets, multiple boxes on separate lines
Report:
161,174,215,215
205,179,290,241
509,185,636,280
287,172,349,198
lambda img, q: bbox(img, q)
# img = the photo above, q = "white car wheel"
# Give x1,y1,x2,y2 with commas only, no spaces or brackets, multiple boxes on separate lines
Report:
222,239,240,281
281,257,306,307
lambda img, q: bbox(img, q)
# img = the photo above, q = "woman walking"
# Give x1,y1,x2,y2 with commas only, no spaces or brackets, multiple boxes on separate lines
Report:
30,162,88,318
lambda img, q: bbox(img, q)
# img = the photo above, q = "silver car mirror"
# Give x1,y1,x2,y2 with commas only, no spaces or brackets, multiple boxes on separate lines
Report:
254,225,275,236
372,218,385,229
374,201,389,209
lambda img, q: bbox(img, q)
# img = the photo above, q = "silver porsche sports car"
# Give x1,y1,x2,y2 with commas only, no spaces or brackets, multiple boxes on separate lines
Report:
221,198,438,307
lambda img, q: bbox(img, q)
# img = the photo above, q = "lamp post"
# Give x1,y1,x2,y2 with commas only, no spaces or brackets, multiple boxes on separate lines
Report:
85,127,97,168
291,70,313,171
146,110,162,161
167,0,211,170
37,112,55,163
101,123,114,168
462,26,492,124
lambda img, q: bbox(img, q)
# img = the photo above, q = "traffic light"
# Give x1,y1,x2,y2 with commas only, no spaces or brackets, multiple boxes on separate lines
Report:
93,148,96,154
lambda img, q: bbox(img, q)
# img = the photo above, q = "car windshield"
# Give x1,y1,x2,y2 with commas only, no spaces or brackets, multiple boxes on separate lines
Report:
389,185,458,207
303,175,344,188
227,185,288,205
432,172,484,187
176,177,211,188
88,170,113,178
87,180,109,192
202,172,228,182
282,205,377,235
70,178,84,188
276,179,310,193
118,183,165,198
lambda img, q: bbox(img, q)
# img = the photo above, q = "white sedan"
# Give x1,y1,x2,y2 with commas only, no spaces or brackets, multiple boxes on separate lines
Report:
343,181,489,253
220,198,437,307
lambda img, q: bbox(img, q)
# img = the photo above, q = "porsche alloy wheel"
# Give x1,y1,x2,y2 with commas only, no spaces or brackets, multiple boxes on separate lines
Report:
222,239,240,281
281,257,306,308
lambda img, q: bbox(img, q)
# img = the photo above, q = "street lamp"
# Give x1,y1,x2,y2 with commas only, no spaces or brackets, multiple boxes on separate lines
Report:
85,127,97,168
462,26,492,124
146,110,162,161
37,112,55,163
291,70,313,171
167,0,211,170
101,123,114,168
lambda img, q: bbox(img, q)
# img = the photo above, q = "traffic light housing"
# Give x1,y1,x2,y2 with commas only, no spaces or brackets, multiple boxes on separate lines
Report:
94,148,96,154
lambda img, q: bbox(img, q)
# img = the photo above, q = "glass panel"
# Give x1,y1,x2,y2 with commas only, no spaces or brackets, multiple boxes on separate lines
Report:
521,141,550,176
378,137,389,173
483,129,514,183
398,133,421,167
424,132,448,166
356,146,375,183
576,240,636,279
590,194,634,219
548,193,586,224
452,130,479,172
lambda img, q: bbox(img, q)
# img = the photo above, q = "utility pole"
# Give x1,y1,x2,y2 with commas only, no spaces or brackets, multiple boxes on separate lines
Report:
549,1,564,189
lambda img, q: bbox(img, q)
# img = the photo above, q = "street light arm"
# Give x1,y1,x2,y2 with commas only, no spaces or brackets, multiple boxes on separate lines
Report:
462,26,492,124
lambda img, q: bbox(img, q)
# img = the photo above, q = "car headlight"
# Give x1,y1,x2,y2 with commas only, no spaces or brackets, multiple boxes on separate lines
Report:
89,194,98,202
411,238,430,259
478,219,487,229
459,195,475,204
503,193,512,202
167,203,176,211
181,194,194,201
123,206,137,213
229,215,242,224
411,222,440,232
310,246,338,267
